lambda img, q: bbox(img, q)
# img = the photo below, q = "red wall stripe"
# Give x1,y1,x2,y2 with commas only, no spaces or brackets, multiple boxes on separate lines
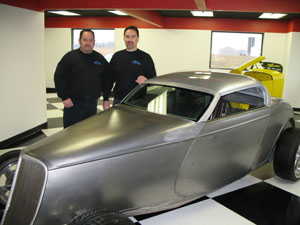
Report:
40,0,198,10
45,17,298,34
164,18,290,33
206,0,300,14
45,17,158,29
3,0,299,13
288,18,300,32
1,1,299,33
0,0,41,11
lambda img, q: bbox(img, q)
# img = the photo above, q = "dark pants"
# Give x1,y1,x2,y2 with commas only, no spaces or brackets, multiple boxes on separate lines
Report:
63,99,98,128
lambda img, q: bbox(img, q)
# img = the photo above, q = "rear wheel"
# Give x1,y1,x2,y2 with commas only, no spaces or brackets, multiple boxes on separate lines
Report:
273,128,300,181
68,208,135,225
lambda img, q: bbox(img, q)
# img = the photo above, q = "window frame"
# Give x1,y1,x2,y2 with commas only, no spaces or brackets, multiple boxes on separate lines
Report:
209,31,264,70
209,86,266,120
71,28,115,62
122,84,214,122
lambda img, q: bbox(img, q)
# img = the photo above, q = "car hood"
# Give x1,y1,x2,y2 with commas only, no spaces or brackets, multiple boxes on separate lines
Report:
25,104,202,170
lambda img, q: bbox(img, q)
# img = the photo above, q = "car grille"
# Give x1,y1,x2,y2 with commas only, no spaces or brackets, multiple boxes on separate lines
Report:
1,154,47,225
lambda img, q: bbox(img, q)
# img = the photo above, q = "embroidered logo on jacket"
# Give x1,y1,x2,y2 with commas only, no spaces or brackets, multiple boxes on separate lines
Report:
94,61,101,65
132,60,141,66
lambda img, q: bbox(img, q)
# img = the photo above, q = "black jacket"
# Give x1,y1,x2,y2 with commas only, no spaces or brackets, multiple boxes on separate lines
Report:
54,49,108,101
103,49,156,101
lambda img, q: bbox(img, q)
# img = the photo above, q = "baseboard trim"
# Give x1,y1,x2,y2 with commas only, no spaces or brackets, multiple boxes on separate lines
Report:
0,122,47,149
46,88,56,93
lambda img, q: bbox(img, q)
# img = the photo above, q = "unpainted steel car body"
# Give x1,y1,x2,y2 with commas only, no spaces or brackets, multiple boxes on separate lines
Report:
1,71,298,225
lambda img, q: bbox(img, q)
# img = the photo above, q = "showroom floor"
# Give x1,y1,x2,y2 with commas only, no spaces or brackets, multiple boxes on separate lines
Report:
7,93,300,225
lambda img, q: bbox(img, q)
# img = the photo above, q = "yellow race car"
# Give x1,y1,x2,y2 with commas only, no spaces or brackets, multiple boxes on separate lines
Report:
230,56,284,98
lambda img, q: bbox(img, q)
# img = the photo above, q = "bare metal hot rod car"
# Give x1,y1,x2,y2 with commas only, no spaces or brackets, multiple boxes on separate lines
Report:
0,72,299,225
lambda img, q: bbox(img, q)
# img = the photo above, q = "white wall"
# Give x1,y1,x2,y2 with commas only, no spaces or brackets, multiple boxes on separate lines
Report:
45,28,211,88
45,28,71,88
284,32,300,107
263,33,287,72
138,29,211,74
45,28,299,106
282,32,293,99
45,28,288,79
0,4,47,142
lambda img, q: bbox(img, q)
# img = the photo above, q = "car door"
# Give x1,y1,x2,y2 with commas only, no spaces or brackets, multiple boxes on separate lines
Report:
175,87,270,197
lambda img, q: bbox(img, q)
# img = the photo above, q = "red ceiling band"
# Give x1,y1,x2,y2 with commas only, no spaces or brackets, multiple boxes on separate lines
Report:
45,17,300,33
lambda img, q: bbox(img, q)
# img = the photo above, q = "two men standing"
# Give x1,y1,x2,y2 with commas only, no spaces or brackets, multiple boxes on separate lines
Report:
54,26,156,128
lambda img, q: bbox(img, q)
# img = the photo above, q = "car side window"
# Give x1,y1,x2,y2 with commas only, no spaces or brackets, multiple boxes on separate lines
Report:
123,84,213,121
210,87,265,120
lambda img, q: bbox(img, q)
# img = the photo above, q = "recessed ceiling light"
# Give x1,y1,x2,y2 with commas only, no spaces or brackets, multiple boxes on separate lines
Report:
191,11,213,17
108,10,128,16
48,11,80,16
259,13,287,19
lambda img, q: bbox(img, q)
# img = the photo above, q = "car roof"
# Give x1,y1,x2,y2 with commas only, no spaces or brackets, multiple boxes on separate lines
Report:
147,71,263,95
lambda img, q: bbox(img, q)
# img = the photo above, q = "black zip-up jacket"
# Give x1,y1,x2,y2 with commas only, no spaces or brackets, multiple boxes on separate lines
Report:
54,49,108,101
103,49,156,101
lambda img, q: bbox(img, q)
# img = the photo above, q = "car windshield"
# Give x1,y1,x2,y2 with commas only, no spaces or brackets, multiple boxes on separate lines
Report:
122,84,213,121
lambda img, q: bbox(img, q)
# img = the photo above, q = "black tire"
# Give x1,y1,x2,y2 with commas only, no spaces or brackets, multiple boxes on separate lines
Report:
68,208,135,225
0,150,20,207
285,195,300,224
273,128,300,181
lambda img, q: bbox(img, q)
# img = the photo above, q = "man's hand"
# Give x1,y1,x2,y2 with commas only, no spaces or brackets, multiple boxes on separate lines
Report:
136,75,147,84
63,98,74,108
103,101,110,110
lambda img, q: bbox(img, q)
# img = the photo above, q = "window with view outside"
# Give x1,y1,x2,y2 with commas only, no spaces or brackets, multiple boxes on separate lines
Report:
123,84,213,121
72,29,115,62
210,32,263,70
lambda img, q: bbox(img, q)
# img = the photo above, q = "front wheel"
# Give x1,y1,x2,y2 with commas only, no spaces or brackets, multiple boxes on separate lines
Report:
0,150,20,208
68,208,135,225
273,128,300,181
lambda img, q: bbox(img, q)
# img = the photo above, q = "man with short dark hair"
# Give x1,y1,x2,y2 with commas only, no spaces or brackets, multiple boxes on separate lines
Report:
54,29,108,128
103,26,156,109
